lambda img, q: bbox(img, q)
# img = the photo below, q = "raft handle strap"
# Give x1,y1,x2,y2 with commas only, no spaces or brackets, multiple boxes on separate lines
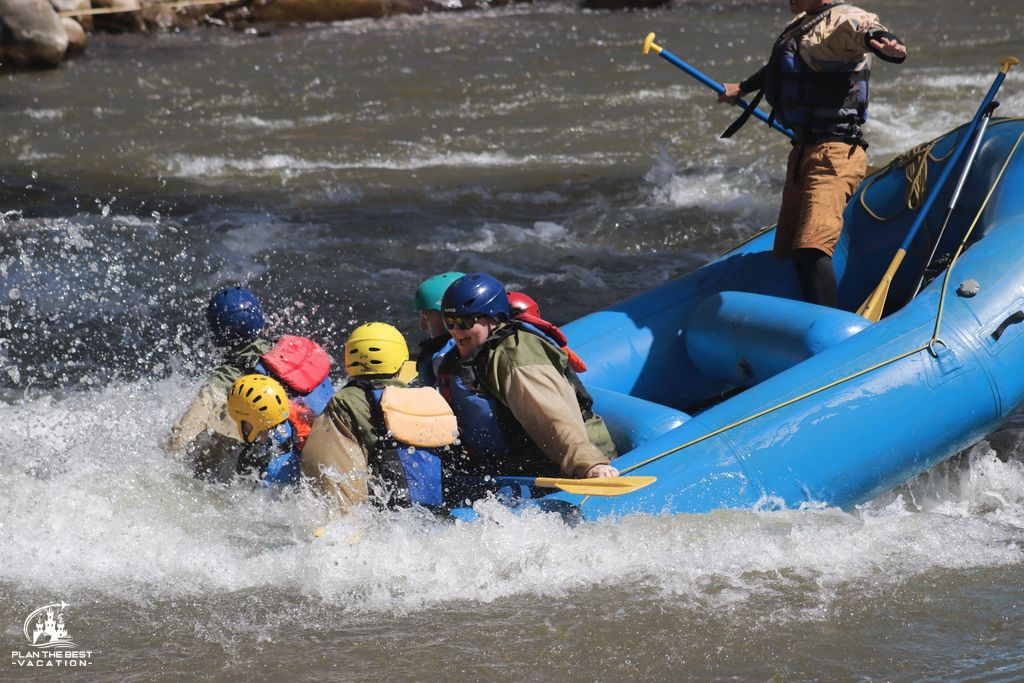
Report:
991,311,1024,341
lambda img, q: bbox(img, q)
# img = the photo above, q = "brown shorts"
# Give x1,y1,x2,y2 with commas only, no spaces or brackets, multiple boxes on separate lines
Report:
774,141,868,258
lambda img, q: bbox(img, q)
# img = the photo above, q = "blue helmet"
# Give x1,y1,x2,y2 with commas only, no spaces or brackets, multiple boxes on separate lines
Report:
441,273,509,319
206,286,265,347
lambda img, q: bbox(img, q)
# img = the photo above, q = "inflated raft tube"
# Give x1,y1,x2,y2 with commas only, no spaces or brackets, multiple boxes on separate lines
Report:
686,291,870,386
588,386,690,452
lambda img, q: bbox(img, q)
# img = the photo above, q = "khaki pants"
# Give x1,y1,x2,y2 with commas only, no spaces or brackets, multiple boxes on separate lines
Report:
301,413,370,515
775,141,868,258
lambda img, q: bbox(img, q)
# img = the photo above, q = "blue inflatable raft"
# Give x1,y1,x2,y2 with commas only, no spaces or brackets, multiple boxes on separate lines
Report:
462,117,1024,520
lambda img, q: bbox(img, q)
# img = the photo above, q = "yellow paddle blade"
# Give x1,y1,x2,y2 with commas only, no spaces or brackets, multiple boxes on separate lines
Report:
857,248,907,323
533,475,656,497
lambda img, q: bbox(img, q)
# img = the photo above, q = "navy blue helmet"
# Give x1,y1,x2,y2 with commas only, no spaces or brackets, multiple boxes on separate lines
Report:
441,273,509,320
206,286,265,347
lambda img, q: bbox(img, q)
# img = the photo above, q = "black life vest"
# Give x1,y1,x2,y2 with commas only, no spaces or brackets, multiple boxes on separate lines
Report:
725,1,870,144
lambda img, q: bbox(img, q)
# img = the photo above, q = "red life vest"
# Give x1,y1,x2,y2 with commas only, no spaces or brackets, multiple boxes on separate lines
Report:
260,335,332,393
513,312,588,373
286,400,316,449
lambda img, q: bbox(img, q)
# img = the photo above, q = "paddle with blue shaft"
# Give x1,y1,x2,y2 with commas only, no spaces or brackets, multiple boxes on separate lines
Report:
910,101,999,299
856,56,1019,323
487,475,656,496
641,32,795,140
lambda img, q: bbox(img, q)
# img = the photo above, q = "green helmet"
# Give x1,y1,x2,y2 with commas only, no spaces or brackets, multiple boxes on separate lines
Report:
414,271,465,312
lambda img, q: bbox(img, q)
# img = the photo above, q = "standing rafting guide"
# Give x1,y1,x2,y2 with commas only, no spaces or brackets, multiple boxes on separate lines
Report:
717,0,906,308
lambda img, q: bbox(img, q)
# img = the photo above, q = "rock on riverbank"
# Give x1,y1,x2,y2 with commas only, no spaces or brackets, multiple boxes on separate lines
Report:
0,0,80,67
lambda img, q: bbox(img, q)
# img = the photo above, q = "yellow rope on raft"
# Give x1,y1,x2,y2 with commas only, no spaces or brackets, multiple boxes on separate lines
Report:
858,116,1024,223
59,0,237,18
858,138,953,221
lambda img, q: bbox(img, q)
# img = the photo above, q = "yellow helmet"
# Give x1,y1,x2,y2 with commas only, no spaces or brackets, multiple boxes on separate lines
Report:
227,374,290,442
344,322,408,377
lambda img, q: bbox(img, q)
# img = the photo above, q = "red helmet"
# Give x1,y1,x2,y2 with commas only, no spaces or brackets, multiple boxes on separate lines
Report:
507,291,540,319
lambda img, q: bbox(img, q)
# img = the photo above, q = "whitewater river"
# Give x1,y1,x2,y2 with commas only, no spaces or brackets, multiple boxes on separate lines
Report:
2,0,1023,679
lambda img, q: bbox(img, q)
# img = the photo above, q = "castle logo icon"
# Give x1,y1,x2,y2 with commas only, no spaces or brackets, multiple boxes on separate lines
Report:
23,602,77,649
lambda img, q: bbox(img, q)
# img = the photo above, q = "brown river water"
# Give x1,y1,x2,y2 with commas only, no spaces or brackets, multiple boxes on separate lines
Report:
2,0,1023,679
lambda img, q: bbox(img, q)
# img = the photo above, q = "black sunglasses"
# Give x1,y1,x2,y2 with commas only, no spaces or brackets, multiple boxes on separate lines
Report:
444,314,482,330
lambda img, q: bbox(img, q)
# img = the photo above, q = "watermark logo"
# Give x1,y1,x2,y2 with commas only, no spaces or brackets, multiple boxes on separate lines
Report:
11,602,95,669
24,602,76,649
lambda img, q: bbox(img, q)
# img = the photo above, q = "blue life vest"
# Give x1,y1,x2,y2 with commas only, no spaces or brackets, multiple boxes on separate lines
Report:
414,335,455,387
436,322,591,478
236,420,302,487
356,382,448,509
292,375,335,415
264,422,302,486
438,358,547,476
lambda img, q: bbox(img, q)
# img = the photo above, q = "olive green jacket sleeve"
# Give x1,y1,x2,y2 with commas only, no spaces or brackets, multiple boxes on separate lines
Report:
484,328,612,477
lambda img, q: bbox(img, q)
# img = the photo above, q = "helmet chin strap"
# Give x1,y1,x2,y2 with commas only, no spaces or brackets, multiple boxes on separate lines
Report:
481,317,500,335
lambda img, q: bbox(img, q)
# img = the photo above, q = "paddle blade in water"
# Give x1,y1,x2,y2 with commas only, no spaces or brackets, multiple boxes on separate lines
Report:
533,475,656,496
